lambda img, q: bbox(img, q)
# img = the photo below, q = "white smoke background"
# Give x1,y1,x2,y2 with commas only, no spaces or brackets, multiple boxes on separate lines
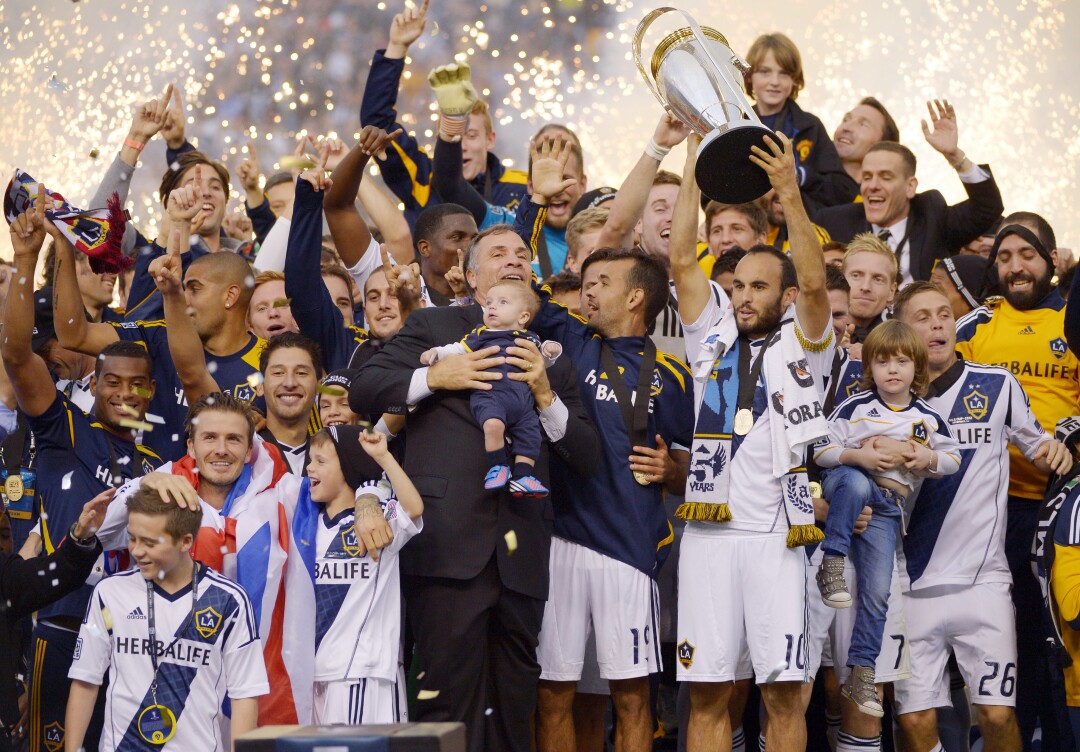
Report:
0,0,1077,265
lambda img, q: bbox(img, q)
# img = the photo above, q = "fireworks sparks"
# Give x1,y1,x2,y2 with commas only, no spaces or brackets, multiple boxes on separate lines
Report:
0,0,1076,271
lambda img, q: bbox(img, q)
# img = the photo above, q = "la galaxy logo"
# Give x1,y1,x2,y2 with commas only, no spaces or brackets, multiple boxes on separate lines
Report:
963,389,989,421
341,525,363,557
677,639,695,668
650,368,663,397
230,383,257,403
911,420,929,444
194,606,223,639
1050,337,1068,361
43,722,64,752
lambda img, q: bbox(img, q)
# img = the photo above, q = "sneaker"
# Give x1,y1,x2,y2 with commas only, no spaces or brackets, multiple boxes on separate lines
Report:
842,665,884,717
508,475,549,498
817,556,852,608
484,465,511,490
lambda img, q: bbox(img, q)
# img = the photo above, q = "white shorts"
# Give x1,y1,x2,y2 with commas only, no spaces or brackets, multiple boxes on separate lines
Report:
894,582,1017,714
829,557,911,684
312,676,407,724
677,527,809,684
538,538,661,681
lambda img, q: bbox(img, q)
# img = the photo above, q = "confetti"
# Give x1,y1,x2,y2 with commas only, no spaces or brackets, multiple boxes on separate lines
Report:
101,607,113,631
88,148,99,159
278,156,317,171
765,660,789,683
119,404,139,416
207,362,218,374
316,384,346,396
61,472,73,490
132,387,153,398
246,373,264,388
47,73,72,92
119,419,153,432
504,530,517,554
272,298,293,308
417,689,440,700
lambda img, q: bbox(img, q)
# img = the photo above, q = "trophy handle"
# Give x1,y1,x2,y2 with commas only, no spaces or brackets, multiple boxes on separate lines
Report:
632,7,679,111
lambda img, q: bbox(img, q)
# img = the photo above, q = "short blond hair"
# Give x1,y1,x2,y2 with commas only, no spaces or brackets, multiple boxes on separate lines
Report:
566,206,610,262
843,232,898,280
470,100,494,135
253,270,285,287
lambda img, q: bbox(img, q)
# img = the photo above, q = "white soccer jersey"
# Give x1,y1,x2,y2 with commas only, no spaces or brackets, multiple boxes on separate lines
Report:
815,391,962,492
683,281,835,532
903,359,1049,591
69,566,268,752
314,486,422,683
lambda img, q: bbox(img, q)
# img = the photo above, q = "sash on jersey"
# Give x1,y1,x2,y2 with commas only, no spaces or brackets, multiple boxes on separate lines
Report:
4,169,131,274
678,309,830,547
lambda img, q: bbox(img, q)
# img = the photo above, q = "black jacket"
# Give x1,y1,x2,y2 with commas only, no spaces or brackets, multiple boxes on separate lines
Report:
814,168,1004,282
0,537,101,726
349,304,599,599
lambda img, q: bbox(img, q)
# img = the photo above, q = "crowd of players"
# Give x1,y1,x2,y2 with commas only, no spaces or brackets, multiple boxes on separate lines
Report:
0,2,1078,752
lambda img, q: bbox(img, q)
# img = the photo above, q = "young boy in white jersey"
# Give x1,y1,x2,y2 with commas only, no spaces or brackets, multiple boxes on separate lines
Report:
303,424,423,724
814,320,961,716
65,487,268,751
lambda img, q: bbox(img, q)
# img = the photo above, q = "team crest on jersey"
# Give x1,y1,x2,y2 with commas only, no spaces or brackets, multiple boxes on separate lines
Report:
845,380,863,399
650,368,663,396
911,420,929,444
230,384,257,403
73,638,82,661
795,139,813,161
1050,337,1068,361
43,722,63,752
195,606,223,639
141,458,155,475
677,639,695,668
963,389,989,421
787,359,814,388
341,525,363,557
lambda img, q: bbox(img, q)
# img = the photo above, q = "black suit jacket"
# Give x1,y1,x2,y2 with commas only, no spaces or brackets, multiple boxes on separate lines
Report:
349,304,598,600
0,537,101,726
815,168,1003,281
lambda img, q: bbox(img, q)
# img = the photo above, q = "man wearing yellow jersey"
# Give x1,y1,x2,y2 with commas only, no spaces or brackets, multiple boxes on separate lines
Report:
955,211,1077,752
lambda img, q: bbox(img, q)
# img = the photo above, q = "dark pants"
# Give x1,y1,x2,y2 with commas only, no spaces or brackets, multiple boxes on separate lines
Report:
28,622,104,752
1006,497,1074,752
404,555,545,752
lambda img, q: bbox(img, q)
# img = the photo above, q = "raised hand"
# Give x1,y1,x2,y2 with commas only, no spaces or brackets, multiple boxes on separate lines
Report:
749,131,797,196
298,148,332,192
221,212,253,241
236,139,262,195
160,84,187,150
315,136,348,171
167,168,202,224
380,242,421,301
653,113,691,149
72,487,117,540
8,185,47,262
921,99,959,160
356,125,404,162
387,0,430,58
428,62,478,116
358,427,390,459
128,83,174,144
149,228,185,295
444,248,468,298
529,137,577,202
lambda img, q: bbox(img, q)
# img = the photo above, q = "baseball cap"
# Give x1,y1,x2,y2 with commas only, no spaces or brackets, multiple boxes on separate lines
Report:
572,187,617,218
1056,416,1080,447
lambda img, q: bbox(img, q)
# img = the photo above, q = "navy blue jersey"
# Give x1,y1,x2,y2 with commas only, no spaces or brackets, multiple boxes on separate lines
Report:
532,299,693,576
462,327,542,377
110,321,265,461
28,394,161,619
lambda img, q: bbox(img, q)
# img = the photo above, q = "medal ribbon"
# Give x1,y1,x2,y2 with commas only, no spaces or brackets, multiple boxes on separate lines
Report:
598,339,657,479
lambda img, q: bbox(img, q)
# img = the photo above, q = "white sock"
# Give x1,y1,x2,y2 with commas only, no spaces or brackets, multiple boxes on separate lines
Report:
732,726,745,752
825,712,842,751
836,731,881,752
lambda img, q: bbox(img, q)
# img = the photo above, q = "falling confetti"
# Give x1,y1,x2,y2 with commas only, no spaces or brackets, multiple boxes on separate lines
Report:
246,372,264,388
61,471,73,490
504,529,517,554
132,387,153,398
316,384,346,396
46,73,72,92
119,418,153,432
101,606,113,631
417,689,440,700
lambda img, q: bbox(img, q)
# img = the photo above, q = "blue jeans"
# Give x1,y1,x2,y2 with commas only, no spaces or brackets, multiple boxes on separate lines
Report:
822,465,902,669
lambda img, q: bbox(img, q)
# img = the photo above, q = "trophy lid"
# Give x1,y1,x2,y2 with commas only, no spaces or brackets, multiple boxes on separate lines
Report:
650,26,733,80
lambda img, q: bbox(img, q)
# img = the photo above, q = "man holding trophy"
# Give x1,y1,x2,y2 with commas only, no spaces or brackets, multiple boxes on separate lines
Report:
638,11,834,752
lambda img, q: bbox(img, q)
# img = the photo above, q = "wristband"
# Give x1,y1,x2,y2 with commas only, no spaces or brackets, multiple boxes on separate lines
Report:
124,138,147,153
439,113,468,142
644,139,671,163
67,522,96,547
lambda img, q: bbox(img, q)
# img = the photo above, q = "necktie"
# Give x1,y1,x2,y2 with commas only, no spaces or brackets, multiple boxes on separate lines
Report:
877,228,893,246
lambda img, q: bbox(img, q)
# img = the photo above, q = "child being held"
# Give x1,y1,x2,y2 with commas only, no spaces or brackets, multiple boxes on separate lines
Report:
421,280,561,497
301,424,423,724
813,320,960,717
66,487,267,751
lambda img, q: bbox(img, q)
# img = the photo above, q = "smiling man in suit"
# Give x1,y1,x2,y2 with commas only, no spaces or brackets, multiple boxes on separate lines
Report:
348,225,599,752
816,100,1002,286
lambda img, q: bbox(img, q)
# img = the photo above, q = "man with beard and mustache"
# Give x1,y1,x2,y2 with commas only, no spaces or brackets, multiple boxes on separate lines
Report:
955,212,1079,752
669,131,834,752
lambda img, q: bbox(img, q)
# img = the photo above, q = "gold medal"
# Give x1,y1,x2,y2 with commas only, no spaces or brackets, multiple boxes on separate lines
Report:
137,704,177,744
633,470,651,486
733,408,754,436
5,475,24,502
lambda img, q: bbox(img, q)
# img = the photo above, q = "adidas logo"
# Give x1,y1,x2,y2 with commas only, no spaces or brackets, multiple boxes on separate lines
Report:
127,607,146,620
868,408,880,417
1019,326,1035,335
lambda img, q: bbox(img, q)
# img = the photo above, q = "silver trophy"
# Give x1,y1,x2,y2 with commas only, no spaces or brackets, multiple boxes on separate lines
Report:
634,8,781,204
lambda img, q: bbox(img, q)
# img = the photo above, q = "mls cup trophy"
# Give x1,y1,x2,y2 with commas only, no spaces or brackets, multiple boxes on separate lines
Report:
634,8,782,204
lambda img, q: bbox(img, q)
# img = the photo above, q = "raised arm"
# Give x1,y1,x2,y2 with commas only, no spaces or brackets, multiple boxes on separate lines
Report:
324,126,401,268
52,231,121,355
669,134,711,325
358,178,413,264
750,133,830,340
596,114,689,248
3,195,63,417
429,63,491,225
